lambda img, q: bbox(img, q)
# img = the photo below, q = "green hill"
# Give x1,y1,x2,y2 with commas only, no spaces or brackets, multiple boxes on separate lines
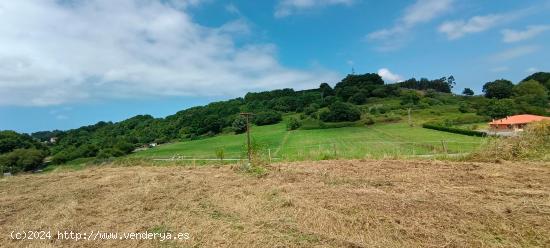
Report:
2,71,549,173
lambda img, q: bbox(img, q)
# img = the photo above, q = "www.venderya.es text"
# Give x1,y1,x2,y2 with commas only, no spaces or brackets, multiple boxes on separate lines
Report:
10,230,190,242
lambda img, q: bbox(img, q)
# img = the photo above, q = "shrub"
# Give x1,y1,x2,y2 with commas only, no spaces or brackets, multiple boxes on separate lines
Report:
363,116,375,125
400,90,421,106
232,116,248,134
349,92,367,105
319,102,361,122
254,111,282,126
0,148,47,173
304,103,320,116
471,121,550,161
286,117,302,130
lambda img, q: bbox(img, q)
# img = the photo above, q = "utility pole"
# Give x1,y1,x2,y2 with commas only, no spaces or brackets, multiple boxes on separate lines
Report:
240,112,254,165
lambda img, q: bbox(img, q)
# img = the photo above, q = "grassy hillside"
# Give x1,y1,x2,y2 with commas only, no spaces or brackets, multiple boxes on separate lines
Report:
132,117,484,161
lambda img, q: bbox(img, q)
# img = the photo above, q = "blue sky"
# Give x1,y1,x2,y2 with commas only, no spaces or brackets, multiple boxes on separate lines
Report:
1,0,549,133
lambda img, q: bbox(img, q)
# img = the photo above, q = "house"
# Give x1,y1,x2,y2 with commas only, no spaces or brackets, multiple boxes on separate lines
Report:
489,114,550,132
49,137,58,143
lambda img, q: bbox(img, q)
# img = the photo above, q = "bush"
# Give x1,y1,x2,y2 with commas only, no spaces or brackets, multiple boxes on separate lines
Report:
254,111,282,126
422,123,486,137
349,92,367,105
114,141,134,154
0,148,47,173
232,116,248,134
96,148,125,159
363,116,375,125
286,117,302,130
400,90,421,106
471,121,550,161
319,102,361,122
304,103,320,116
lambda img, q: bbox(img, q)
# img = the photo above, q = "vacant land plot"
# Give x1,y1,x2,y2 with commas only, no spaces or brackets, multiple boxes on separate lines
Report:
1,160,548,247
133,122,484,161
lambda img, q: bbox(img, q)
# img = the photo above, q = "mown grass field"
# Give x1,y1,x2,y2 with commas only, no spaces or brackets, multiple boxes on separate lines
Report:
132,120,484,161
2,160,549,247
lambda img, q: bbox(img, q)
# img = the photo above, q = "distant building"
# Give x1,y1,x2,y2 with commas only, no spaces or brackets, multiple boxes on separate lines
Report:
49,137,58,143
489,114,550,132
149,143,158,148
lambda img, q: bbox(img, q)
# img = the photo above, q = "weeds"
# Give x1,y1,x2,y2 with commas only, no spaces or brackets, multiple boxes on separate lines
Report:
471,120,550,161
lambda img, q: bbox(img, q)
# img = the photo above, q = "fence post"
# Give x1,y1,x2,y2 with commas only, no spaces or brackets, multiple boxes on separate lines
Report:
333,143,337,158
268,148,272,164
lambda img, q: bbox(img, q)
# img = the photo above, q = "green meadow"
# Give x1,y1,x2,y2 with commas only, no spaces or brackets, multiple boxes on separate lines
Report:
132,120,484,161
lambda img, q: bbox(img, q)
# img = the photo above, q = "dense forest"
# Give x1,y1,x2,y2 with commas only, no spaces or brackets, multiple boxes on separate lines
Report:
1,72,549,173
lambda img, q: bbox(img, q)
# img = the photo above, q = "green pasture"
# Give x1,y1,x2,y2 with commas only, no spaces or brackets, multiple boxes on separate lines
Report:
132,120,485,161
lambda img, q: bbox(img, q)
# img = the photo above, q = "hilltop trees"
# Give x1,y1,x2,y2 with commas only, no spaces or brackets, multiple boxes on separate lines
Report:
522,72,550,90
482,79,514,99
462,88,474,96
334,73,384,101
319,83,334,98
513,80,547,97
397,76,455,93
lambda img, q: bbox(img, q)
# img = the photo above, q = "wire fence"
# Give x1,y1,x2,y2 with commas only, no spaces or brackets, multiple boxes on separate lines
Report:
151,140,485,164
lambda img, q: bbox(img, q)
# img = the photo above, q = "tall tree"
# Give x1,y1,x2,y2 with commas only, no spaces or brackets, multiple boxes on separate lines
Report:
482,79,514,99
462,88,474,96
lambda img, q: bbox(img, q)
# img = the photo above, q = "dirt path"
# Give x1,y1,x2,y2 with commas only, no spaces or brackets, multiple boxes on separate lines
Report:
1,160,549,247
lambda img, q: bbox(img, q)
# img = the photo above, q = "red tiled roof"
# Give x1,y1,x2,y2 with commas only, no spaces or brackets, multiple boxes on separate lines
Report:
489,114,550,125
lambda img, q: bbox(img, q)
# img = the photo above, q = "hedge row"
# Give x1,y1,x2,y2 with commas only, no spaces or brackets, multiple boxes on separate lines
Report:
422,123,486,137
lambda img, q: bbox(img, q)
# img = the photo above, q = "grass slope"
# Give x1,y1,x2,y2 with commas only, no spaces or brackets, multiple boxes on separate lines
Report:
133,121,483,161
2,160,548,247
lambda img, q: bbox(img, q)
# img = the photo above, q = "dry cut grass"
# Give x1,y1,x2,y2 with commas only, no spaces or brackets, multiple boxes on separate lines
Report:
1,159,549,247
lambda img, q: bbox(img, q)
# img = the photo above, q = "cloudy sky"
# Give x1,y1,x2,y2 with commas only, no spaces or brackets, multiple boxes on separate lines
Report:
1,0,549,132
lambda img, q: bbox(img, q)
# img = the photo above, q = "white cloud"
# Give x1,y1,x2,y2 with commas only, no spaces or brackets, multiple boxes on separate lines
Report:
0,0,339,106
438,7,535,40
274,0,353,18
402,0,455,26
490,46,539,62
367,0,454,50
502,25,550,43
377,68,403,83
526,67,538,73
439,14,504,40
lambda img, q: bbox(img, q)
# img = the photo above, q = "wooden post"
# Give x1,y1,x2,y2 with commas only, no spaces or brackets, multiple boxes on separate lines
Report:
268,148,272,164
239,113,254,166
